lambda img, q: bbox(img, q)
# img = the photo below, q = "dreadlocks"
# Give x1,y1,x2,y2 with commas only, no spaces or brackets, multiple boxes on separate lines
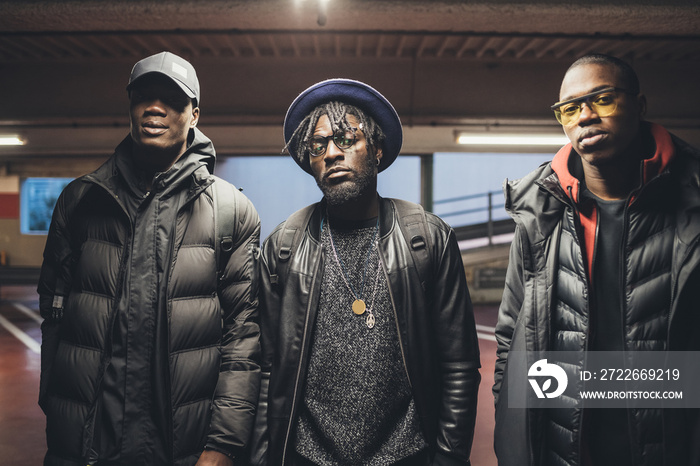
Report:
285,101,386,165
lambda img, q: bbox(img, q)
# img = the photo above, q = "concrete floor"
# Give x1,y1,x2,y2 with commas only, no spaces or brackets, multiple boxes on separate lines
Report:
0,285,498,466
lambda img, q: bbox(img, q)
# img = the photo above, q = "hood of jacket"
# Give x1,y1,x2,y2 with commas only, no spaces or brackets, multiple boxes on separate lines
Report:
551,122,675,276
550,122,675,205
505,122,680,276
86,127,216,199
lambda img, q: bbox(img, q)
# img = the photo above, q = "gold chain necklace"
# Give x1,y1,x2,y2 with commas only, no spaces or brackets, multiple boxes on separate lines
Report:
325,216,382,329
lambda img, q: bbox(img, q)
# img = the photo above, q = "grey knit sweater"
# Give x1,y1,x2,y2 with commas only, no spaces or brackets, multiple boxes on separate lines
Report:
293,218,427,465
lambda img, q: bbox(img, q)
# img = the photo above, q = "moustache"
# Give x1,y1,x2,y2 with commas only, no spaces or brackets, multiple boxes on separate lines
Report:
322,167,355,182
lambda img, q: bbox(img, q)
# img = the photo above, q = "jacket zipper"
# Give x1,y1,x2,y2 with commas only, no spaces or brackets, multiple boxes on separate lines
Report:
568,183,596,466
619,196,637,465
281,246,323,465
530,223,542,466
577,214,593,466
379,242,413,389
163,197,179,463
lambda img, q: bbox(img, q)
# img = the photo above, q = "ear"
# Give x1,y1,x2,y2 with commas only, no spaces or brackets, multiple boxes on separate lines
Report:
375,147,384,165
190,107,200,128
636,94,647,119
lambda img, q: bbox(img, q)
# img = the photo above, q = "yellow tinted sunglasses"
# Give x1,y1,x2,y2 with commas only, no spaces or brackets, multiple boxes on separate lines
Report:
551,87,631,127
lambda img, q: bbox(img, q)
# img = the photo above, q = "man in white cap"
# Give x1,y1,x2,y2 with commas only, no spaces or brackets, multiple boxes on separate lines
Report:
38,51,261,466
251,79,481,466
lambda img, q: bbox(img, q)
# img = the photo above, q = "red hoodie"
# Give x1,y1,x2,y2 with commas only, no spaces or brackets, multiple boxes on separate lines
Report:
550,123,676,279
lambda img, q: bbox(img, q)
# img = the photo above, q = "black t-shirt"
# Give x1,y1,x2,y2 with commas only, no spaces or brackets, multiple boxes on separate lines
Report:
588,193,626,353
583,190,632,466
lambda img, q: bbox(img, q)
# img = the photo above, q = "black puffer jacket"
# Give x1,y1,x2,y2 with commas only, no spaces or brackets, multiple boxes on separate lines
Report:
38,129,261,465
493,124,700,466
251,197,481,465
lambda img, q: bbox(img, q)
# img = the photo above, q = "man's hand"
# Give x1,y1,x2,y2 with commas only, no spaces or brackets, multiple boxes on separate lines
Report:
195,449,234,466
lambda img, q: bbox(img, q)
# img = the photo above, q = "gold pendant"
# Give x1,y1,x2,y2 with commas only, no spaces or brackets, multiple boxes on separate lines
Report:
366,313,376,329
352,299,366,315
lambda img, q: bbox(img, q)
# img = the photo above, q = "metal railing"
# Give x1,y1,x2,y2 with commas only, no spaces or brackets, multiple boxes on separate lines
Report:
433,190,507,246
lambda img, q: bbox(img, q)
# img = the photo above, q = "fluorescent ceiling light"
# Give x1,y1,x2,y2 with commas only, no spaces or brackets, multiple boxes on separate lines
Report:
456,133,568,146
0,135,26,146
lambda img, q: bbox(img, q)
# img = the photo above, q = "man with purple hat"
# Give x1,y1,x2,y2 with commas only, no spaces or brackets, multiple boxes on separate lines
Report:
251,79,480,465
38,51,261,466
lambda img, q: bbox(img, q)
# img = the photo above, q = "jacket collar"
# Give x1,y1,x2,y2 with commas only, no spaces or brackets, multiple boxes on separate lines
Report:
307,196,394,242
504,161,567,246
505,122,683,248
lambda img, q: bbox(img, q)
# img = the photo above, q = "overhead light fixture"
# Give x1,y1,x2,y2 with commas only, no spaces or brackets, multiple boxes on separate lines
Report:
317,0,329,26
0,135,26,146
455,132,568,146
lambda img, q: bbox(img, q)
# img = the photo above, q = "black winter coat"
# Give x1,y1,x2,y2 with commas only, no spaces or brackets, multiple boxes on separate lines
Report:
38,129,261,465
251,197,481,466
493,125,700,466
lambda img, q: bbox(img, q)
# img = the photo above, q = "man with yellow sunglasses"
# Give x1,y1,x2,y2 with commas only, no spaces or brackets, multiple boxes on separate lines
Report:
494,53,700,466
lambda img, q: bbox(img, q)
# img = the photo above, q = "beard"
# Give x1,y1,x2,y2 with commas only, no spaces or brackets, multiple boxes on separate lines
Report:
314,154,376,206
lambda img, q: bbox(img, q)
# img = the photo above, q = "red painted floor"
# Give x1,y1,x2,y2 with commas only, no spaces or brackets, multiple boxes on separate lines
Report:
0,286,45,466
0,285,499,466
472,305,498,466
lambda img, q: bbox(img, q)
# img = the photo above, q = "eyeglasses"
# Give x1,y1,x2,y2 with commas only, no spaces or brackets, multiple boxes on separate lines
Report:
307,129,357,157
551,87,630,127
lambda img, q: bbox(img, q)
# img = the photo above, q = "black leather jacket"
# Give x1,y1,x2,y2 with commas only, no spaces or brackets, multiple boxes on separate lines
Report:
251,197,481,465
493,126,700,466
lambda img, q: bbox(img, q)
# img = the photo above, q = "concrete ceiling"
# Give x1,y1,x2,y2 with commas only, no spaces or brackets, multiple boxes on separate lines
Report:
2,0,699,35
1,0,699,174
